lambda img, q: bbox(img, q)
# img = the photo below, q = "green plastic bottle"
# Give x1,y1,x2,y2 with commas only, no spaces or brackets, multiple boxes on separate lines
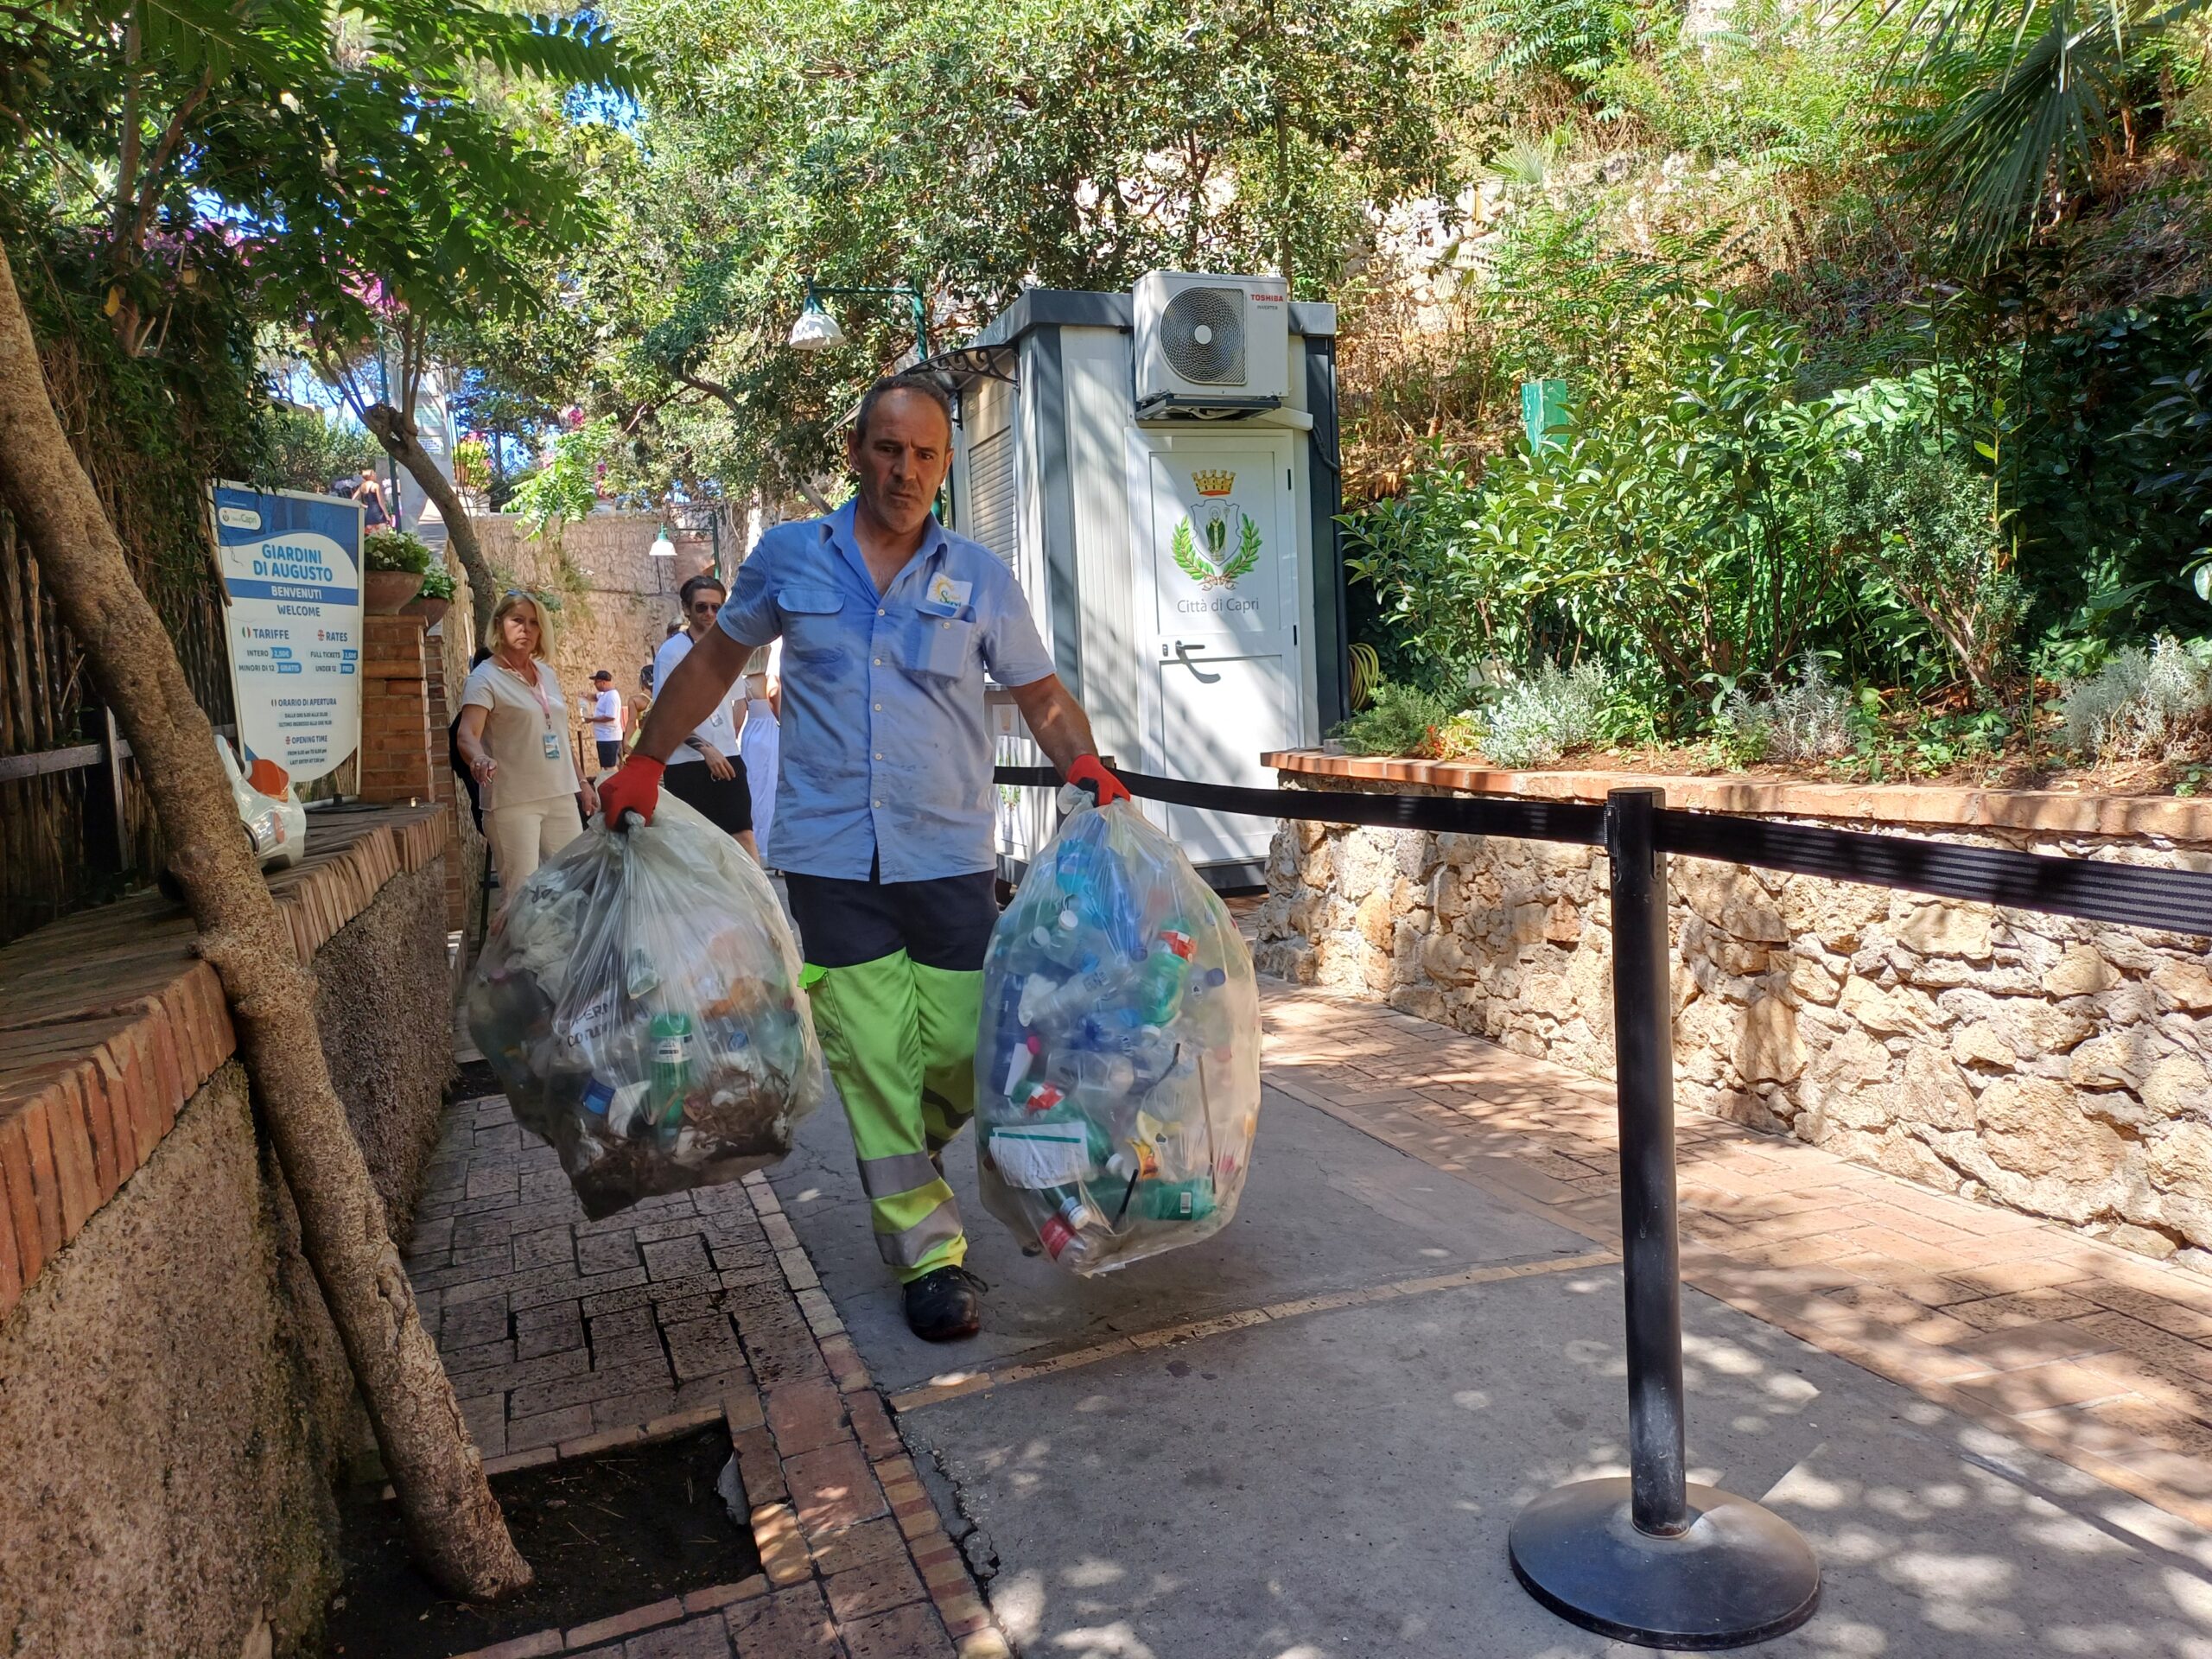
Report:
1134,927,1197,1025
1133,1178,1217,1223
648,1010,693,1135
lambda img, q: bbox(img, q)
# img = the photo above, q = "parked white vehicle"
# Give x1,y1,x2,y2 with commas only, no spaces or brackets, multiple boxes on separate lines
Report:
217,734,306,871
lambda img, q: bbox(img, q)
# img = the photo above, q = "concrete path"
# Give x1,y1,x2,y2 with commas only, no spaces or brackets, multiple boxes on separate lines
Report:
770,987,2212,1659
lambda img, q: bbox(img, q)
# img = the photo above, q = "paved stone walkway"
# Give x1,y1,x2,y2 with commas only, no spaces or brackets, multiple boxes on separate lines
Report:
404,1090,1013,1658
1257,987,2212,1535
412,970,2212,1656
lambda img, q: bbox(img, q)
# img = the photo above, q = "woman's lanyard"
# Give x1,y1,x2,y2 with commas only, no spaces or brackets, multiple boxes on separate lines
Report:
498,658,558,760
497,658,550,722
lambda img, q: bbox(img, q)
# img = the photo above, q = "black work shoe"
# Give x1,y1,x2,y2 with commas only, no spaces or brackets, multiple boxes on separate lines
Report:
904,1265,986,1342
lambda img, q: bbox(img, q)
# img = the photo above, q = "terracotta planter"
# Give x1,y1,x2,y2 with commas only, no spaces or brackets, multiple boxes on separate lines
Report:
401,594,450,628
364,569,424,613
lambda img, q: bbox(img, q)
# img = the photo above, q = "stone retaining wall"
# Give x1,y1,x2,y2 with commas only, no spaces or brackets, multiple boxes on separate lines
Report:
0,1065,342,1659
1252,757,2212,1276
478,511,709,740
0,812,454,1658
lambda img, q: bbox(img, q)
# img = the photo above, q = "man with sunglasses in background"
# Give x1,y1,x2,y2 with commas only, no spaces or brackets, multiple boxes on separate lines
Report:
651,572,759,861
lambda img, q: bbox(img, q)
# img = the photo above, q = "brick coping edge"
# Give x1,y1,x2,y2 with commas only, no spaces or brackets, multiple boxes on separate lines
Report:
1262,749,2211,843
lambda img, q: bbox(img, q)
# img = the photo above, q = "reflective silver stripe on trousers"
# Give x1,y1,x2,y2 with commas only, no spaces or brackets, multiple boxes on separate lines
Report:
874,1198,964,1267
858,1150,944,1199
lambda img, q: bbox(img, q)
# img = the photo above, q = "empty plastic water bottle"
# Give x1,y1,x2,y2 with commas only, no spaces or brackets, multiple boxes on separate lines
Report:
648,1011,693,1143
1038,906,1090,969
1056,833,1144,958
1041,963,1125,1029
1067,1049,1136,1113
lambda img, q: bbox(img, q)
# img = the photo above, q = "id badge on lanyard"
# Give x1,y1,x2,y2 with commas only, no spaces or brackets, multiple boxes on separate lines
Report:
542,728,563,760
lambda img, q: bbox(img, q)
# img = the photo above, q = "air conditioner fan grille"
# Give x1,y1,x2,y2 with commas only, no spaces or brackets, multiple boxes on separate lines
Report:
1160,287,1246,385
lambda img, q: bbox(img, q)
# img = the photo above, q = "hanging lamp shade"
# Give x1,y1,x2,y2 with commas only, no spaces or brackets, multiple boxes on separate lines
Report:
789,297,847,352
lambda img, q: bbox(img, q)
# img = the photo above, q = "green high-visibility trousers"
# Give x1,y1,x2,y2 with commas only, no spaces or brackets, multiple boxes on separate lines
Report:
805,950,982,1282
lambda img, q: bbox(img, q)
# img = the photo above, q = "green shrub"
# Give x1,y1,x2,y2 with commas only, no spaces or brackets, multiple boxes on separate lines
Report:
416,563,457,601
1344,457,1520,676
1467,0,1632,91
2016,296,2212,644
364,528,433,575
1331,682,1459,758
1825,373,2024,696
1465,295,1840,720
257,407,385,496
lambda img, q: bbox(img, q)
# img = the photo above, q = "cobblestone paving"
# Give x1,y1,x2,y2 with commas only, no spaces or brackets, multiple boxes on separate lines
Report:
405,1096,1007,1659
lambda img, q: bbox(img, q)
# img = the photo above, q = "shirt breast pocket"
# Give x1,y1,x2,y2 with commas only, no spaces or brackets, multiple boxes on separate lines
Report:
779,586,847,668
906,613,976,682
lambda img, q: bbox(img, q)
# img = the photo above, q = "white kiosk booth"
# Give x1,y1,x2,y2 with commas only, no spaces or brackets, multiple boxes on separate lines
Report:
936,273,1348,889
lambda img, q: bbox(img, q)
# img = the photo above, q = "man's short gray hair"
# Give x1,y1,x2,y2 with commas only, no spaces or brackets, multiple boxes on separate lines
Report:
854,372,954,443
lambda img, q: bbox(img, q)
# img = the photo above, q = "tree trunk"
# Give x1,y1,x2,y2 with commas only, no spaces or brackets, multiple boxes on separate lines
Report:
364,401,499,645
0,239,531,1601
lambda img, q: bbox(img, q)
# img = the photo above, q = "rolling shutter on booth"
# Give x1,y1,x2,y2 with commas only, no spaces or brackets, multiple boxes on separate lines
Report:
967,428,1016,563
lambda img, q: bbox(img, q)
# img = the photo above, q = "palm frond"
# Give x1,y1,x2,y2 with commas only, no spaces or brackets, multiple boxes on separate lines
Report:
1850,0,2212,270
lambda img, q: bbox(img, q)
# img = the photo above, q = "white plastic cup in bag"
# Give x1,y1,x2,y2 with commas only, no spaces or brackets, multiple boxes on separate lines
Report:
465,795,825,1218
973,790,1262,1274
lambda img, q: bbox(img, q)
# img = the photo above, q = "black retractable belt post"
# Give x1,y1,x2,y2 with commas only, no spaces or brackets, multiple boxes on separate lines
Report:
988,760,2212,1646
1507,788,1821,1649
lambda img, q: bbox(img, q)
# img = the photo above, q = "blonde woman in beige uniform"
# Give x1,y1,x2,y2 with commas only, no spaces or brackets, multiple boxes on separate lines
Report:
457,591,599,910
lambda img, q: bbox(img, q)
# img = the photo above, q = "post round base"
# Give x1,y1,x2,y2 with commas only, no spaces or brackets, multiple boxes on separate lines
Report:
1510,1478,1821,1651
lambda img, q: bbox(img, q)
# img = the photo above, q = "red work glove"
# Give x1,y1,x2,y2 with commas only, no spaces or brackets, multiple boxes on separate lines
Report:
598,755,664,828
1066,753,1131,807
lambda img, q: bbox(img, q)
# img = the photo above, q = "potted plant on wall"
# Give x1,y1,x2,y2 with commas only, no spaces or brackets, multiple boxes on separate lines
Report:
364,527,432,613
401,562,455,627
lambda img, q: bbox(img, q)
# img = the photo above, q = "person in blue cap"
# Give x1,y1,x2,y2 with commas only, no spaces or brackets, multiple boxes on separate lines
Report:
600,372,1128,1342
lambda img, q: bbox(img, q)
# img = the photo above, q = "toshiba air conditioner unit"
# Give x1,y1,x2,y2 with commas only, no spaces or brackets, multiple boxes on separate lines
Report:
1133,271,1290,417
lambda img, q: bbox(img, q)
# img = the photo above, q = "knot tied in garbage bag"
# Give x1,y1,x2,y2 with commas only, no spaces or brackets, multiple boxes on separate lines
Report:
974,789,1262,1274
466,795,826,1218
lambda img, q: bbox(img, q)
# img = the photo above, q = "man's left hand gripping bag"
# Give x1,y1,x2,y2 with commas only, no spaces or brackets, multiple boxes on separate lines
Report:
466,795,827,1218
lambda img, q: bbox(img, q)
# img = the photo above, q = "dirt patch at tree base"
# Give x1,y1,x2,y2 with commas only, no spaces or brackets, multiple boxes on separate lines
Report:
321,1427,758,1658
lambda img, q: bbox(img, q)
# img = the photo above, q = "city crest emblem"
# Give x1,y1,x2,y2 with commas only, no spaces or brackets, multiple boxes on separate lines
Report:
1172,469,1262,589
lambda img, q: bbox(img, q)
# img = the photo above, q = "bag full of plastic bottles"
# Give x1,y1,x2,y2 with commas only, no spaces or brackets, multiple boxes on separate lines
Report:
465,795,825,1219
973,789,1261,1274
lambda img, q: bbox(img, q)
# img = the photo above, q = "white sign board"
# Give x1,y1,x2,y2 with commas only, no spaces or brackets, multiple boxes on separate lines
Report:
213,483,364,787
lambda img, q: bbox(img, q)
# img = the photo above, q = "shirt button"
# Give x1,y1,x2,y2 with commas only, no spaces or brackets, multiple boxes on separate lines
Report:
873,702,882,711
877,607,886,616
873,657,881,665
874,752,883,760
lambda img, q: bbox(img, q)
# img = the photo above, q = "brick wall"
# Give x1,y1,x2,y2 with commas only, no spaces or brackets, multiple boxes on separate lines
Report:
358,613,435,805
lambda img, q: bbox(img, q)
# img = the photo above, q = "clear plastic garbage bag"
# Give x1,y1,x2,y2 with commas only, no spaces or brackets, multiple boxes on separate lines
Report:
466,795,825,1218
974,790,1262,1274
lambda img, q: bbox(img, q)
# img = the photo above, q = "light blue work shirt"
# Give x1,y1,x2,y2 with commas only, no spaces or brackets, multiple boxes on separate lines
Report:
716,501,1057,882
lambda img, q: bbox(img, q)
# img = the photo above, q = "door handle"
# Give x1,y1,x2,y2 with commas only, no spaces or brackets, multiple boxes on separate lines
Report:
1171,641,1221,684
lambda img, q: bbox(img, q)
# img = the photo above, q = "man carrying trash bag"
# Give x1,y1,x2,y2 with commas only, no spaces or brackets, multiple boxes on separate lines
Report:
601,372,1127,1343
